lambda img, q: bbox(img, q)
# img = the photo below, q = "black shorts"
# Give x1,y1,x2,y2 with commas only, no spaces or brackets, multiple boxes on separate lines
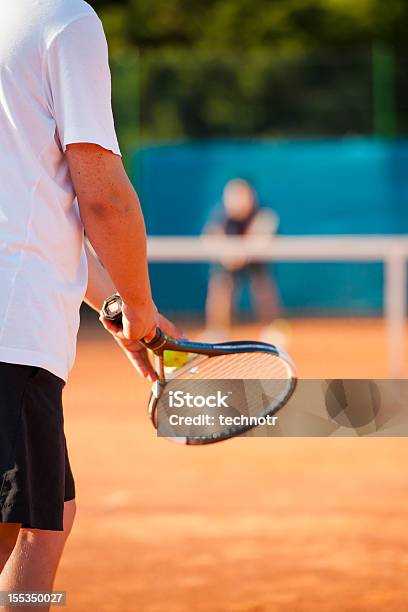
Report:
0,363,75,531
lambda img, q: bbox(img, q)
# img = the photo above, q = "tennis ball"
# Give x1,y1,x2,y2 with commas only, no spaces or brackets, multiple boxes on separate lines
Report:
163,350,190,368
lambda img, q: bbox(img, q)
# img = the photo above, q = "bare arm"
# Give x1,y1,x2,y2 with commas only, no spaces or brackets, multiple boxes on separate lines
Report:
67,143,157,340
84,241,115,311
84,240,181,381
83,242,155,379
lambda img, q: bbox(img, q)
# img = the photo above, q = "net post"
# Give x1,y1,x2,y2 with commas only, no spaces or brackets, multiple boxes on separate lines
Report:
385,251,406,377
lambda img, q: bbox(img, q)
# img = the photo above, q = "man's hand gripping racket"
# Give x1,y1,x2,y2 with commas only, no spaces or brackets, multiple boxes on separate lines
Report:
102,294,297,445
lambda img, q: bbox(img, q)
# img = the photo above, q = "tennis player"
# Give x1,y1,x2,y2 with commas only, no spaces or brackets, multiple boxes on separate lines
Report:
0,1,177,605
204,179,280,338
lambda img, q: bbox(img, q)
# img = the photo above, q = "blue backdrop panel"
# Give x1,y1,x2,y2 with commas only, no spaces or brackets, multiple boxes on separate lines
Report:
132,138,408,315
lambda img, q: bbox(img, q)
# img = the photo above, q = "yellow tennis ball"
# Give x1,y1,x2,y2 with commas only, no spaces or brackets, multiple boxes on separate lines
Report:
163,350,190,368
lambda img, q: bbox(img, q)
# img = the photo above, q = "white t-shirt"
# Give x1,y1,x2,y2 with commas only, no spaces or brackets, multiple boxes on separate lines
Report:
0,0,120,381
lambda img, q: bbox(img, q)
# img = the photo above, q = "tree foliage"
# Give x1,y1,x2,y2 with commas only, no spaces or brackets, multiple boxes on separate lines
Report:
90,0,408,52
90,0,408,144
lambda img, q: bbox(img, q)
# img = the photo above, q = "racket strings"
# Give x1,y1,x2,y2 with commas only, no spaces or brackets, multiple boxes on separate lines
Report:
161,351,295,422
155,350,296,443
168,381,290,418
176,351,291,380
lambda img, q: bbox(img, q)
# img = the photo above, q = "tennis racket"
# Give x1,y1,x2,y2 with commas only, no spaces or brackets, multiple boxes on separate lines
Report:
102,294,297,445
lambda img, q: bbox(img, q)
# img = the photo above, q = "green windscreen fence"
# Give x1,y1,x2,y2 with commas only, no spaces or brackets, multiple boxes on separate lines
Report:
131,138,408,315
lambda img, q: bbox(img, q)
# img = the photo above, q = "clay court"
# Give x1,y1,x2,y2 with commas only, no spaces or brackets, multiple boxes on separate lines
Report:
54,318,408,611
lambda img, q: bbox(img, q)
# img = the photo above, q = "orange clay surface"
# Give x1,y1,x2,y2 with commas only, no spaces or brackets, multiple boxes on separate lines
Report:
56,319,408,611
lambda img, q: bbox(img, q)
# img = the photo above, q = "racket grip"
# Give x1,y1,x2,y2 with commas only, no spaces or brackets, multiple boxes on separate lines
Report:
102,294,165,351
102,294,123,324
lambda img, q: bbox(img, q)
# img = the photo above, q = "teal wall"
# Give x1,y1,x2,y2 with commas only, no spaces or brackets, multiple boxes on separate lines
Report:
132,138,408,316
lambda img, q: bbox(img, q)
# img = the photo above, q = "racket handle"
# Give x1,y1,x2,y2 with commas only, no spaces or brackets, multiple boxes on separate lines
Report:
102,295,165,351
